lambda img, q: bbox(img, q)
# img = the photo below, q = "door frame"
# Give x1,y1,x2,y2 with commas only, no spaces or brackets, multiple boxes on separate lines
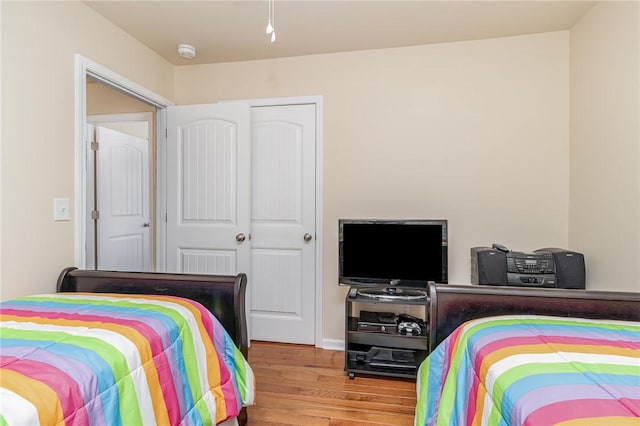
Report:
74,55,173,269
249,96,324,348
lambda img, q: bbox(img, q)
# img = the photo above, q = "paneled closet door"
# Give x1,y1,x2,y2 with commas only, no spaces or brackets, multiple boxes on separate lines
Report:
165,103,251,276
249,104,316,344
165,101,317,345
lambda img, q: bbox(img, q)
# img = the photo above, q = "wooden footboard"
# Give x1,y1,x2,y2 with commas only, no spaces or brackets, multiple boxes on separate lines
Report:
57,267,249,358
428,283,640,351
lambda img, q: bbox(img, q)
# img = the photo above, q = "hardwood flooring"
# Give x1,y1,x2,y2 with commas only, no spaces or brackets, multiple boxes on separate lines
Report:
246,341,417,426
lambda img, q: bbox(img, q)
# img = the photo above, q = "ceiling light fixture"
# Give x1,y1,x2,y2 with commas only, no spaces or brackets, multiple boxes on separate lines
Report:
265,0,276,43
177,43,196,60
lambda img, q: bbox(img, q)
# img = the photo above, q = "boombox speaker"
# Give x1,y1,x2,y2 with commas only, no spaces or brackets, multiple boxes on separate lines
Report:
534,248,586,289
470,247,507,285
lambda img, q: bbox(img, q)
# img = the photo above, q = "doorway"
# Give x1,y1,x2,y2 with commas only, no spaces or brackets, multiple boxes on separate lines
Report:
75,55,172,270
87,113,153,271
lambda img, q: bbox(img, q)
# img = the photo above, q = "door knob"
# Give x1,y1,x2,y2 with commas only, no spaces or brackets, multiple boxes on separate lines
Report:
303,233,313,242
236,233,246,242
142,223,150,228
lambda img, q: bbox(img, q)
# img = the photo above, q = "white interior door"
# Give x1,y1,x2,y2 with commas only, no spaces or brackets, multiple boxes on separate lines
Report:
249,104,316,344
165,103,251,275
95,126,151,271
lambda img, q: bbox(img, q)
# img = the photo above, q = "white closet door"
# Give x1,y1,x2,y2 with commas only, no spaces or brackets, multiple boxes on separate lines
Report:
165,103,251,276
249,104,316,344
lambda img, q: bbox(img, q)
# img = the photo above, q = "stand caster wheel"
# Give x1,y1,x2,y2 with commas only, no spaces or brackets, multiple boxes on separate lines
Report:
348,372,355,379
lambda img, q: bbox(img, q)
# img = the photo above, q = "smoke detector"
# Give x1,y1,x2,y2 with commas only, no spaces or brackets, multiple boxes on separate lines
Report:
177,44,196,60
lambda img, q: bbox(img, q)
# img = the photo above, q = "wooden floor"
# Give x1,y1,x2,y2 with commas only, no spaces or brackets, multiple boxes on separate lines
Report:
245,341,417,426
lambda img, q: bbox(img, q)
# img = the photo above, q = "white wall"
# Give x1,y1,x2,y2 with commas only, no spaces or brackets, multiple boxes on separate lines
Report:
175,31,571,340
569,1,640,292
0,2,174,300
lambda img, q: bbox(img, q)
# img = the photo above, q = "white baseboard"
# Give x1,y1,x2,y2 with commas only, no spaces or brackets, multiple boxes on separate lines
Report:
320,338,345,351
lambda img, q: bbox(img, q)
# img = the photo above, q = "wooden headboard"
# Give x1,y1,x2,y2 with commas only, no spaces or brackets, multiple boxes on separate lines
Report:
428,283,640,351
57,267,249,357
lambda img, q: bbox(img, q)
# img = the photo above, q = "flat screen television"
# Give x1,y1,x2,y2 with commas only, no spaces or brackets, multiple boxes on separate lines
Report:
339,219,448,287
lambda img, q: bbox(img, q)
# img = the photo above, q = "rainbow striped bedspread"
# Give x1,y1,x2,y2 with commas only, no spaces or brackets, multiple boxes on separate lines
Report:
0,293,255,426
415,315,640,426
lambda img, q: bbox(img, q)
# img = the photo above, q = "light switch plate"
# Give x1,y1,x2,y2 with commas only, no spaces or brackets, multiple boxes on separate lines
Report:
54,198,70,221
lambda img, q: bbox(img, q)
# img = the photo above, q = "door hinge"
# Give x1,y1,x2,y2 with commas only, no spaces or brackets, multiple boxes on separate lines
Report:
91,141,99,151
165,128,168,138
91,210,100,220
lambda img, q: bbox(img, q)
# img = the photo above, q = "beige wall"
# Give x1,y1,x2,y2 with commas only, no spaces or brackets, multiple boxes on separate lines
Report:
0,1,174,300
87,80,156,115
2,1,635,343
176,31,571,341
0,2,4,297
569,1,640,292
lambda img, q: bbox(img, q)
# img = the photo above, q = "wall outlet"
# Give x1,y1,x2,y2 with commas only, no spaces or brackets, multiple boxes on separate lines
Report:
54,198,70,221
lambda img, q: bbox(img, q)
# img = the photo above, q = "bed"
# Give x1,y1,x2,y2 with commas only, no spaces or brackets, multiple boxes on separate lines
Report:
0,267,255,426
416,283,640,426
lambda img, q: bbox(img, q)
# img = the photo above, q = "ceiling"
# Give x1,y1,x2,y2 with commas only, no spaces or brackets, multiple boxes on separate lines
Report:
84,1,596,66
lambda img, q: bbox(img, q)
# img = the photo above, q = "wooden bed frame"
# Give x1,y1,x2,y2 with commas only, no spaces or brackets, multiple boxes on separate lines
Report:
57,267,250,425
57,267,249,358
428,283,640,351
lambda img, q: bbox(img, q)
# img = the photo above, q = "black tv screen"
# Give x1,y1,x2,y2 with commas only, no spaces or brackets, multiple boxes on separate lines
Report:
339,219,448,286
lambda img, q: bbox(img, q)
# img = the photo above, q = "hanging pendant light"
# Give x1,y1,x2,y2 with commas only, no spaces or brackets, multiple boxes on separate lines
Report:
266,0,276,43
265,0,273,34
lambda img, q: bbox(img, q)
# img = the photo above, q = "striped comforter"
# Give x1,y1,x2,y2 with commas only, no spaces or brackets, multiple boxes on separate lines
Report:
415,315,640,426
0,293,255,426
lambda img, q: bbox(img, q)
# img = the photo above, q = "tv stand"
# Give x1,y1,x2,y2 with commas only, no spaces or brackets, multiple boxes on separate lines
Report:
345,286,430,379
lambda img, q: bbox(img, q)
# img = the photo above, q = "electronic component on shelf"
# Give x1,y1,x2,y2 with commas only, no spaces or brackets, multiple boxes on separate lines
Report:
398,321,422,336
357,310,397,333
397,313,425,336
347,346,417,370
368,347,417,370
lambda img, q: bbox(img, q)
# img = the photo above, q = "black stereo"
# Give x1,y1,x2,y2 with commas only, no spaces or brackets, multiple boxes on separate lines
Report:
471,246,585,289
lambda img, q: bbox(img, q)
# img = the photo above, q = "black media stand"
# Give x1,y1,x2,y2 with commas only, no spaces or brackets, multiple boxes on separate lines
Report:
344,286,430,379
